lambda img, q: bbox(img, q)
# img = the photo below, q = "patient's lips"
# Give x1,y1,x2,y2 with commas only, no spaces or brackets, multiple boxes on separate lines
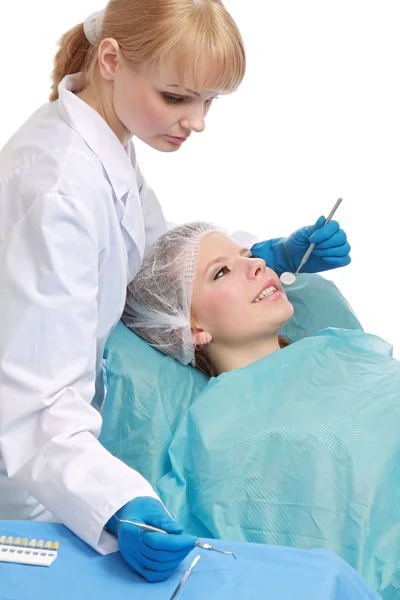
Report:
253,278,283,303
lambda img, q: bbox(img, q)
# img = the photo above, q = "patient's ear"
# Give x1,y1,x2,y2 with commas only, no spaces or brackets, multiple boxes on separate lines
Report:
191,327,212,347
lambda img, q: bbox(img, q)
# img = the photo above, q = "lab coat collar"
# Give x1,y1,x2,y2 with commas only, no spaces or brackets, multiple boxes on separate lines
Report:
57,73,136,201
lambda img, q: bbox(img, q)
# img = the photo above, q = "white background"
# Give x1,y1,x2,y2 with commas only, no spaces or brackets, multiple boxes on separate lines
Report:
1,1,398,355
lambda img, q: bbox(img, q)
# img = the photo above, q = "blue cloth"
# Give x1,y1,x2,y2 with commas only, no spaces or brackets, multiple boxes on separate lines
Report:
0,521,380,600
156,329,400,599
100,273,363,486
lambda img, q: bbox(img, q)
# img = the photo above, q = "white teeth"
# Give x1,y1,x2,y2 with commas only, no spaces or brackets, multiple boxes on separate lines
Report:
254,285,277,302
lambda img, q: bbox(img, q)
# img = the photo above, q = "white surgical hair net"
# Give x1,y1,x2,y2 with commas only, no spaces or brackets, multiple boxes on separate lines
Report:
123,221,225,366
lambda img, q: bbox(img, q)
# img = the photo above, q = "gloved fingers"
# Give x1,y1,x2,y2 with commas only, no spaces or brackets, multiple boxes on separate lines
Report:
312,241,351,257
147,514,184,536
289,217,324,244
140,544,195,564
122,529,193,570
311,229,347,250
313,215,326,230
122,497,184,535
124,554,176,583
119,525,194,564
300,215,326,239
142,567,176,583
309,220,340,244
127,550,186,573
143,531,197,553
322,255,352,266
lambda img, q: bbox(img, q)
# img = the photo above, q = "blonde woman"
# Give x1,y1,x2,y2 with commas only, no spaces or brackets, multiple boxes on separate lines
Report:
0,0,350,582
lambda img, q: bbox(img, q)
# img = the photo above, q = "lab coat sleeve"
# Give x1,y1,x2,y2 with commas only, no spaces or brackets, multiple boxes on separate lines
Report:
0,193,161,554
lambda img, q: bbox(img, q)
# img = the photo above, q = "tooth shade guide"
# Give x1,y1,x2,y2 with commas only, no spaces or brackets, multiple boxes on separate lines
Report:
0,535,59,566
280,272,296,286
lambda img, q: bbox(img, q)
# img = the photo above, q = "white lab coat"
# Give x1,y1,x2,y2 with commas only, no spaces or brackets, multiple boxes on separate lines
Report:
0,73,170,554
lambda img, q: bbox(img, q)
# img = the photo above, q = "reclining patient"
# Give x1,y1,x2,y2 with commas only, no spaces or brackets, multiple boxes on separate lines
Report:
123,222,400,597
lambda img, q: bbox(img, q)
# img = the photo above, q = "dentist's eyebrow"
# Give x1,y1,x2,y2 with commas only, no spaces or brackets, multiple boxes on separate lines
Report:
166,84,201,97
204,248,251,275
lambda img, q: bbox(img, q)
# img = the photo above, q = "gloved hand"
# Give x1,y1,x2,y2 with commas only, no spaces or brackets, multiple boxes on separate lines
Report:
251,216,351,275
107,497,196,583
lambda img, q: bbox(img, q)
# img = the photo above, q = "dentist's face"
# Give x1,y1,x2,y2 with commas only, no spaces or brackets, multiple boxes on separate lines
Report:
101,44,220,151
191,233,294,346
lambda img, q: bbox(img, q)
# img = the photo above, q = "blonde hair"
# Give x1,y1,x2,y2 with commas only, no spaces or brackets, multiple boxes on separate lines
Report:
195,335,291,378
50,0,246,101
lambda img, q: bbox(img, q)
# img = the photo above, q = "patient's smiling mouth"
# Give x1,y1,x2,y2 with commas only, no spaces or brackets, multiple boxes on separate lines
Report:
253,278,283,303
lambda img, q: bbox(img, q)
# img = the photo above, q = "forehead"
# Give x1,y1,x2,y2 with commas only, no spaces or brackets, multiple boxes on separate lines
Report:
154,55,225,96
198,232,242,264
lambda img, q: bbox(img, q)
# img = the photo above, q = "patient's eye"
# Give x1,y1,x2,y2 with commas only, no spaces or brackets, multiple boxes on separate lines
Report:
214,266,230,280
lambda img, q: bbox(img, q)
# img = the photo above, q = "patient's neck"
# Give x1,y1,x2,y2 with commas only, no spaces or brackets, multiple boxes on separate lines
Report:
209,336,282,375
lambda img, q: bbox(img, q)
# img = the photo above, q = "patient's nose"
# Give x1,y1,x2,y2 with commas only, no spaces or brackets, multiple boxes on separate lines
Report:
247,257,266,279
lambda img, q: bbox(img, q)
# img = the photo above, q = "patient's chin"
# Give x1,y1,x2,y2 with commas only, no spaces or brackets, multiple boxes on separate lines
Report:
273,298,294,329
285,299,294,318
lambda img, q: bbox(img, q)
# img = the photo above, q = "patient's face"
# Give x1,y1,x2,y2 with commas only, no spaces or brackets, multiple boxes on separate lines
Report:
191,233,294,345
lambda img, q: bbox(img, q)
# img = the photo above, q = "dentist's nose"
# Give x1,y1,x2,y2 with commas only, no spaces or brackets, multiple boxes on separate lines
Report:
180,107,206,133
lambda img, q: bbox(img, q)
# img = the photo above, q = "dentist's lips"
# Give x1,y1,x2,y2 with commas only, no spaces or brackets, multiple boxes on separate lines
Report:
252,278,283,303
165,135,188,145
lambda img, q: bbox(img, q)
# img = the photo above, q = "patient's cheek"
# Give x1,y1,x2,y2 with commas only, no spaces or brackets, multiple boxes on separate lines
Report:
195,287,239,330
208,289,239,319
198,289,228,319
200,294,219,316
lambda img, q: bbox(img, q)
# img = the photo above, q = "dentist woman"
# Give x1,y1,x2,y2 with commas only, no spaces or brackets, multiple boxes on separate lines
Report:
0,0,350,583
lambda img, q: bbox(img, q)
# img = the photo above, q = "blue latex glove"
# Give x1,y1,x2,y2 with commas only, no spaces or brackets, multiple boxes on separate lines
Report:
107,497,196,582
251,216,351,276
